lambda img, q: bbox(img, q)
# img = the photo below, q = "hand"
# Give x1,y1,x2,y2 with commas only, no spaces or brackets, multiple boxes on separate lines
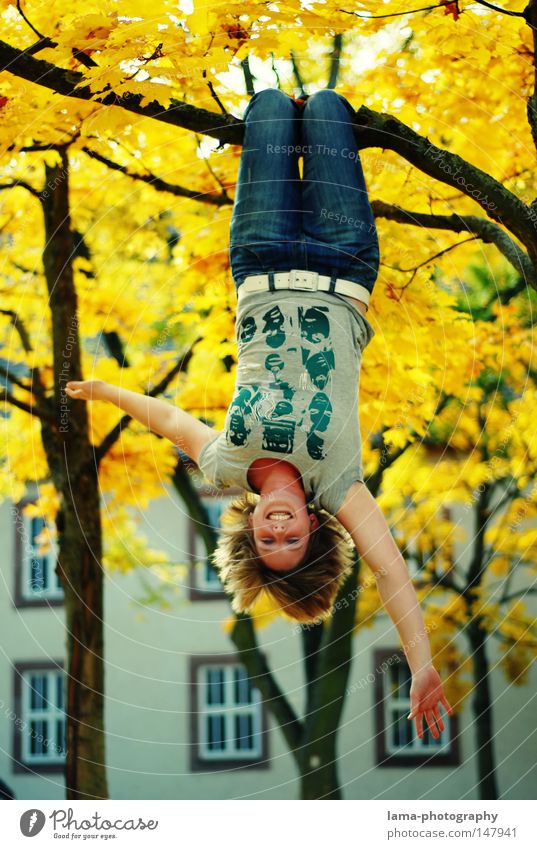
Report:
65,379,106,401
408,665,453,740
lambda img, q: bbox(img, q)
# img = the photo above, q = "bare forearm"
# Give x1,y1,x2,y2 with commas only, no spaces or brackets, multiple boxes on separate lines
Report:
374,564,432,675
96,380,215,461
337,481,433,675
100,382,177,440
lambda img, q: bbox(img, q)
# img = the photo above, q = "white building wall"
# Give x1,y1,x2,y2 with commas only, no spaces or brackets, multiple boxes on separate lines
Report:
0,489,535,800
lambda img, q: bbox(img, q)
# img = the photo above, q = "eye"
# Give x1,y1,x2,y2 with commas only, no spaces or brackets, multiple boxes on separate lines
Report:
260,538,273,545
287,538,300,544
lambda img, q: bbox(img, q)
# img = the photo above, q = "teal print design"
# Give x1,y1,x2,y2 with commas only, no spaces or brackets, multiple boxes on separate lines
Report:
272,400,293,417
298,306,335,390
262,418,295,454
238,315,257,345
307,432,325,460
262,305,286,348
306,392,333,460
227,385,257,446
264,352,294,400
309,392,332,432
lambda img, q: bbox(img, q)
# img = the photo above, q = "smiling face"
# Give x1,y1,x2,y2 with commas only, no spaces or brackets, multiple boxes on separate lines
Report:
248,492,319,572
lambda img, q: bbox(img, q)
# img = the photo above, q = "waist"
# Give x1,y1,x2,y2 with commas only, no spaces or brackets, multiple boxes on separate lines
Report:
238,270,370,314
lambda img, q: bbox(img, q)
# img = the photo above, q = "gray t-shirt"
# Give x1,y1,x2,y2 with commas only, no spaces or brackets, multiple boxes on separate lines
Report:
198,289,375,515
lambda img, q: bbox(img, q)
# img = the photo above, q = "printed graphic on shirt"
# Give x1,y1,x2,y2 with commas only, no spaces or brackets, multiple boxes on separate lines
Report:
305,392,333,460
228,385,256,446
264,353,294,399
298,306,335,390
262,305,286,348
227,383,297,451
262,418,295,453
227,304,338,458
238,315,257,345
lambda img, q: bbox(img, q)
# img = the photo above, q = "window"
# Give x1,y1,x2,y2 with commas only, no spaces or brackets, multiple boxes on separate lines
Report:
14,500,63,607
13,662,66,774
373,649,459,767
189,496,235,600
189,655,269,771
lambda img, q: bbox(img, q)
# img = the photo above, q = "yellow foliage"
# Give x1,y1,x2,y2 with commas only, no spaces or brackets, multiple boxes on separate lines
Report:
0,0,536,672
101,507,170,574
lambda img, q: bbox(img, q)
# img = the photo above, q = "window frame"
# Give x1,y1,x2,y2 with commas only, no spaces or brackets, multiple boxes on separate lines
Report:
188,489,241,602
13,498,63,609
12,660,66,775
189,654,269,772
373,648,460,768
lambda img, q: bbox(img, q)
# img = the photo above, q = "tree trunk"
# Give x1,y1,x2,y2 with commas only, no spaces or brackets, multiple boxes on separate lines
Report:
468,620,499,800
40,150,108,799
298,556,361,800
57,476,107,799
300,743,342,799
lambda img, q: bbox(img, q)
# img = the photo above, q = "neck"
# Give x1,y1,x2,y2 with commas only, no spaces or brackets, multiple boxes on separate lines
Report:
256,461,305,501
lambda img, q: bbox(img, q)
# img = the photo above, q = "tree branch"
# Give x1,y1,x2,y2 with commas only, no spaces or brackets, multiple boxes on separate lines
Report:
523,0,537,150
81,146,231,206
16,1,46,40
15,1,99,67
0,308,49,410
230,613,303,757
0,180,42,199
372,201,537,288
241,55,255,97
0,361,32,392
0,386,54,422
499,587,537,604
355,105,537,257
290,49,306,99
0,40,240,145
327,33,343,90
3,37,536,266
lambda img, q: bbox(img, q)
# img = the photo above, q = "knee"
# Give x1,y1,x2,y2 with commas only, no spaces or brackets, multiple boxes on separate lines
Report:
304,88,352,115
247,87,296,115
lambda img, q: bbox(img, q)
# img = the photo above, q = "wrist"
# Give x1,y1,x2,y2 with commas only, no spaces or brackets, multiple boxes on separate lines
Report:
405,640,433,677
410,660,434,678
97,380,114,402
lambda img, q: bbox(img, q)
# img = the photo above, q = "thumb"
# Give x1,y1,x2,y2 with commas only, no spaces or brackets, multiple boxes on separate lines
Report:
407,703,418,720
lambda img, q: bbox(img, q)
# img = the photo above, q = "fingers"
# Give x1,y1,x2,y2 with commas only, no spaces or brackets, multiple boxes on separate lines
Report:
425,709,442,739
432,704,445,733
441,693,454,714
408,701,447,739
65,381,87,399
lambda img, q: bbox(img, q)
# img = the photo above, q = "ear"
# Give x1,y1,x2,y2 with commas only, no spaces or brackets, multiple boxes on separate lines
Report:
247,512,253,527
309,512,320,530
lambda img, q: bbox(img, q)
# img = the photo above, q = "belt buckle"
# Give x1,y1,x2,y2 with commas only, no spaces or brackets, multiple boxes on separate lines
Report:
289,269,319,291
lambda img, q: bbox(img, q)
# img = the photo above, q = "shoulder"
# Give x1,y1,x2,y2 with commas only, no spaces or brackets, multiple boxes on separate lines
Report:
334,480,370,526
196,429,223,468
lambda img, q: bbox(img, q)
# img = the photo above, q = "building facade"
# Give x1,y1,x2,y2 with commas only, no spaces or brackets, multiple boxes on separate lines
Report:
0,484,535,800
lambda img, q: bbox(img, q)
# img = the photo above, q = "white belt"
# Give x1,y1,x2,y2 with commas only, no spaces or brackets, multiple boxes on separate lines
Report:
238,269,370,309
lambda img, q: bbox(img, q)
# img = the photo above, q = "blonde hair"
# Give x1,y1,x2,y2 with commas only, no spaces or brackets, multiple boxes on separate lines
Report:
211,491,355,624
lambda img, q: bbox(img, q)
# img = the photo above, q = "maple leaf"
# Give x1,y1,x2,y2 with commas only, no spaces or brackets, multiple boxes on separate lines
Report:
441,0,460,21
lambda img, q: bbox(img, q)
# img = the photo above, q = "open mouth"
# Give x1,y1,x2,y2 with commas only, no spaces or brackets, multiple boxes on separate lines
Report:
267,511,292,521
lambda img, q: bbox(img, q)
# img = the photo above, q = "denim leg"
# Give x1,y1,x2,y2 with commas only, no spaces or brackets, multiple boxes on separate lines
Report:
300,89,380,290
229,89,302,285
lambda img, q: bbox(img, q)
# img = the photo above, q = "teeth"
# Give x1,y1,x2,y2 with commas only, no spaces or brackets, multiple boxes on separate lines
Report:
268,511,292,520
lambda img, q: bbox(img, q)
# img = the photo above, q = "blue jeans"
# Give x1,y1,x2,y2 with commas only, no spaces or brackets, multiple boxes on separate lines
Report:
229,88,380,299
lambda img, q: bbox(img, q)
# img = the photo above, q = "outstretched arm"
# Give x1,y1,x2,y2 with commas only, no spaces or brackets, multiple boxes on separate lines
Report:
65,379,217,464
336,480,453,740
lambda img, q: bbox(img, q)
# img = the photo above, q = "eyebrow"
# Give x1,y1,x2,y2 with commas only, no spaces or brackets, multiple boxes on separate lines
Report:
257,540,305,550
